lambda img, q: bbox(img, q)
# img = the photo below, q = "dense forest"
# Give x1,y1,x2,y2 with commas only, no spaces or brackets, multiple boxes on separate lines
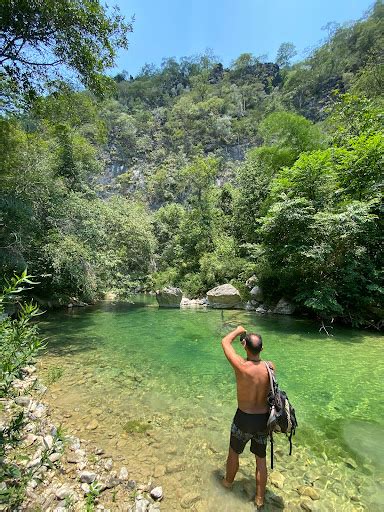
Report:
1,1,383,328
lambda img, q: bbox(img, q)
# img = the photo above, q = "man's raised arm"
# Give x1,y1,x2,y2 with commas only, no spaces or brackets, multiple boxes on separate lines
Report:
221,325,246,370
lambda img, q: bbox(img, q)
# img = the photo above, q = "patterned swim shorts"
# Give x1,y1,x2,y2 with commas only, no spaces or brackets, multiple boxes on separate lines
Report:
230,408,269,457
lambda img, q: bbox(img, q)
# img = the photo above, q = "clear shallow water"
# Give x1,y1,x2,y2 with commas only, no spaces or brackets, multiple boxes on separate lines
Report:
39,297,384,511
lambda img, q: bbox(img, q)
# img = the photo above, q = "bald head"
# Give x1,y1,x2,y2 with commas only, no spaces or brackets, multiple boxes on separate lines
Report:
244,333,263,355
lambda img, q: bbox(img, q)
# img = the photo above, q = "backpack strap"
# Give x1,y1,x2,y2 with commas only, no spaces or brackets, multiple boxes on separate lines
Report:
264,361,275,397
270,432,274,469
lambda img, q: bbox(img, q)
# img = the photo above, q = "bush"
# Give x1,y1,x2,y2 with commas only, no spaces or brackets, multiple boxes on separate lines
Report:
0,271,45,397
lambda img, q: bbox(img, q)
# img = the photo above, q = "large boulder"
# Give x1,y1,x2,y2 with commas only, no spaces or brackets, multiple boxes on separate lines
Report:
273,298,296,315
207,284,242,309
156,287,182,308
250,286,263,302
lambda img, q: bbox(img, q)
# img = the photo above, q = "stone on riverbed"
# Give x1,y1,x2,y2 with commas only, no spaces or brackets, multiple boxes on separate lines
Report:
250,285,264,302
86,419,99,430
55,485,74,500
156,287,183,308
297,486,320,500
150,486,163,500
207,284,242,309
180,491,201,509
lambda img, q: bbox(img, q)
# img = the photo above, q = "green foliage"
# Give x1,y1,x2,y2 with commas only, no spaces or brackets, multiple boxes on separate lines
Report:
45,366,64,385
0,0,132,106
0,271,45,397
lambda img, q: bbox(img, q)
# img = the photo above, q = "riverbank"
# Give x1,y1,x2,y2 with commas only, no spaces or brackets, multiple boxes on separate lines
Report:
0,365,163,511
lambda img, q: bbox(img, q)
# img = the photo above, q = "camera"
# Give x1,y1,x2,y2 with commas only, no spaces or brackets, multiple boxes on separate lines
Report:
240,332,247,342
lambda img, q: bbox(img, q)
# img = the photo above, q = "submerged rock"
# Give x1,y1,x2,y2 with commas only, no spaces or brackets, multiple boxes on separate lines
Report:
86,419,99,430
273,298,296,315
207,284,242,309
156,287,183,308
180,491,201,509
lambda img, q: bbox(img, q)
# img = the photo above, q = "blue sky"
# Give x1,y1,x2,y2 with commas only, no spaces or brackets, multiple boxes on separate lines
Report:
112,0,374,76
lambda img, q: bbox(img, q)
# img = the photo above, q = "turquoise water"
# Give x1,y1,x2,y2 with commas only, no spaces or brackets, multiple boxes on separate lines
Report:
40,297,384,511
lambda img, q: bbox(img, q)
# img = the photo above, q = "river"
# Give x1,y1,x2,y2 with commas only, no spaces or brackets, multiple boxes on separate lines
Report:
38,296,384,511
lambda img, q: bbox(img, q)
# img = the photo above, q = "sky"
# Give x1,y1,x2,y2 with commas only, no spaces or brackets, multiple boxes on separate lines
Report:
112,0,374,76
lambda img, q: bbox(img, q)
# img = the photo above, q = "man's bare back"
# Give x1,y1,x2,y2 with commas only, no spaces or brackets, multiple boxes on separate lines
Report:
234,359,273,413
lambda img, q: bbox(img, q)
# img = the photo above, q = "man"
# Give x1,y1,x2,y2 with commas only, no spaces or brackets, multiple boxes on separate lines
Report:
221,325,274,510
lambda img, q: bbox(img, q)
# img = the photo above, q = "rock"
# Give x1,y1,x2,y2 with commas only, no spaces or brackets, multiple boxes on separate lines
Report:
250,286,264,302
69,438,81,451
155,287,183,308
270,470,285,489
15,396,32,407
95,447,104,455
297,486,320,500
127,479,136,490
345,458,358,469
150,486,163,500
256,305,268,314
154,465,166,478
26,457,41,469
55,485,74,500
24,433,37,446
43,435,54,450
104,458,113,471
246,275,258,288
244,301,255,311
300,498,313,511
166,460,184,474
104,291,117,301
207,284,242,309
180,297,208,307
80,471,97,484
273,298,296,315
31,403,46,418
48,453,61,463
118,467,129,481
81,482,90,494
86,419,99,430
180,492,201,509
134,498,150,512
67,452,82,464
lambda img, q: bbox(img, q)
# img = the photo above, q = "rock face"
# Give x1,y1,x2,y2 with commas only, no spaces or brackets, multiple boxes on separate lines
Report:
273,298,296,315
207,284,242,309
156,287,183,308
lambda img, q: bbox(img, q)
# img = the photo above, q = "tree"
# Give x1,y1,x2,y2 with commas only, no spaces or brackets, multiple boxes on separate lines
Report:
0,0,132,105
275,42,297,68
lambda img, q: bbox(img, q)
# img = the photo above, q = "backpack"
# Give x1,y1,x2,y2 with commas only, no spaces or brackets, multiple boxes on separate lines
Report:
264,361,298,469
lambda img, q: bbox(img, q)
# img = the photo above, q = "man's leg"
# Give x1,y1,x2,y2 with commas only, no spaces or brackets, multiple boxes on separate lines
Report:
255,455,267,508
223,446,239,487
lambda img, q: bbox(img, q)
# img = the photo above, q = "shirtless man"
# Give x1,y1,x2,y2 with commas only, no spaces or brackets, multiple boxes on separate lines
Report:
221,325,274,509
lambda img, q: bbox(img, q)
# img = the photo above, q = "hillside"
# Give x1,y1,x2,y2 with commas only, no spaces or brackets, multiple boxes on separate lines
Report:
1,1,383,328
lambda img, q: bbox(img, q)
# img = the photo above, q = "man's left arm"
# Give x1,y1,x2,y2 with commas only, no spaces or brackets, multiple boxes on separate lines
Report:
221,326,246,370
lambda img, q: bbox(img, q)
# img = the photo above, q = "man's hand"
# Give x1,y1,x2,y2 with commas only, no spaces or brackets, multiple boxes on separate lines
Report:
236,325,246,335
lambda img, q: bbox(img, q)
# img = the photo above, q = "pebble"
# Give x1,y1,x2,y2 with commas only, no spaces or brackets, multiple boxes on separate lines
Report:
80,471,97,484
134,497,150,512
55,485,74,500
43,434,54,450
104,458,113,471
166,460,184,474
81,482,90,495
24,433,37,446
48,452,61,463
86,419,99,430
270,470,286,489
180,492,201,509
15,396,31,407
118,466,129,481
26,457,41,469
298,486,321,500
150,486,163,501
